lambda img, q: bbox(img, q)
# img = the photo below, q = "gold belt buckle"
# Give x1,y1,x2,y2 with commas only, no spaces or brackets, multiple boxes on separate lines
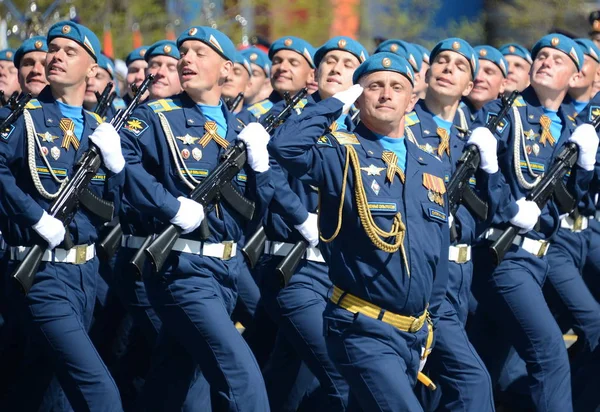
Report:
457,246,468,264
75,245,87,264
537,241,549,257
573,215,583,231
222,241,233,261
409,316,422,333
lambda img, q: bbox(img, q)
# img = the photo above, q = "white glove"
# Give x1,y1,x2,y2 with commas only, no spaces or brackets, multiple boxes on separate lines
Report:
237,123,270,173
419,347,431,372
170,197,205,234
468,127,498,174
509,197,541,233
33,211,65,250
294,212,319,247
448,213,454,229
568,123,599,171
333,84,364,114
89,123,126,174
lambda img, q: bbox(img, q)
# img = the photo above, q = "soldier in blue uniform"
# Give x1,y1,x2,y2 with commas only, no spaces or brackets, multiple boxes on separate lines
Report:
468,34,597,412
124,46,149,105
260,36,367,412
239,46,273,120
499,43,533,93
462,45,508,124
375,39,426,102
144,40,181,100
0,21,125,411
0,48,20,104
14,36,48,97
84,53,118,118
405,38,496,411
120,26,273,411
270,51,454,411
222,52,252,113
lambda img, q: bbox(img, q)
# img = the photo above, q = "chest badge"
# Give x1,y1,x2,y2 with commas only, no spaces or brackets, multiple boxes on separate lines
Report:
370,179,381,195
181,148,190,160
177,134,199,145
422,173,446,207
360,164,385,176
524,129,538,141
51,146,61,160
192,147,202,161
37,131,59,143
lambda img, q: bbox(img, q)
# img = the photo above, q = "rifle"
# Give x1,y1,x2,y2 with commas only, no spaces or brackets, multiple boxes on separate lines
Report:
142,87,309,273
0,93,32,135
226,92,244,112
11,74,154,294
489,113,600,264
94,82,115,119
446,90,519,241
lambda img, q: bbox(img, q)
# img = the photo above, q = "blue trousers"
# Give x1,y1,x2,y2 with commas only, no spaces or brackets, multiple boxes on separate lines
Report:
419,297,495,412
2,258,122,412
142,252,269,412
324,301,430,412
263,261,350,411
469,244,572,412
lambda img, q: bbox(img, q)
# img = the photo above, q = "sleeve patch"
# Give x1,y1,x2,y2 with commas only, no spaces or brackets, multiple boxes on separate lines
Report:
124,117,149,137
1,124,15,140
317,135,333,147
486,112,508,134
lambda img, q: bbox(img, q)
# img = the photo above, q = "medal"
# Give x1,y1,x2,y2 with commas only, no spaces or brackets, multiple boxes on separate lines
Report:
181,148,190,160
371,179,380,195
41,146,49,156
532,143,540,156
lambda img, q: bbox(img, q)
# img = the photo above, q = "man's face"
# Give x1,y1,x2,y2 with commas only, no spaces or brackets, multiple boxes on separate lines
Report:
126,59,147,96
147,55,181,98
468,59,506,108
18,51,48,96
178,40,230,95
271,49,314,94
504,55,531,92
530,48,578,93
427,50,474,100
85,68,112,106
356,70,413,128
244,63,270,102
571,54,599,91
0,59,21,97
316,50,360,99
46,37,97,89
222,62,250,99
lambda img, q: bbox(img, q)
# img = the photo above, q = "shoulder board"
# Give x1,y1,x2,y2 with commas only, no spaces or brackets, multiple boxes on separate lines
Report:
248,100,272,117
405,111,420,126
85,111,104,124
294,99,307,110
514,96,526,107
148,98,182,113
331,131,360,145
24,99,41,110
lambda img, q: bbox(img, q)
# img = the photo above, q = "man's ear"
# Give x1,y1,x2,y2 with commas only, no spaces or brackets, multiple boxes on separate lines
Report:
406,91,419,113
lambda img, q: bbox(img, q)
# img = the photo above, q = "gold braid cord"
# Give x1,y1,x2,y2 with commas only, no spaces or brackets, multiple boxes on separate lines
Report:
319,144,410,275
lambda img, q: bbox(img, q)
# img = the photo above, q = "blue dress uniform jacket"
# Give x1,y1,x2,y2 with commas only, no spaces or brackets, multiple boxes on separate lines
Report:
471,86,592,239
270,96,450,321
120,92,274,243
0,86,123,246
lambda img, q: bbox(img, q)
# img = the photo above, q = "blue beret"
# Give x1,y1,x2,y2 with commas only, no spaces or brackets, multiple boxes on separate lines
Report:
269,36,316,68
352,52,415,86
430,38,479,79
413,43,430,65
233,52,252,77
125,46,149,66
47,21,100,62
145,40,180,62
474,45,508,77
499,43,533,64
575,38,600,63
375,40,421,72
98,54,115,79
314,36,368,67
176,26,236,62
14,37,47,67
0,48,17,63
531,34,584,71
241,47,271,77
